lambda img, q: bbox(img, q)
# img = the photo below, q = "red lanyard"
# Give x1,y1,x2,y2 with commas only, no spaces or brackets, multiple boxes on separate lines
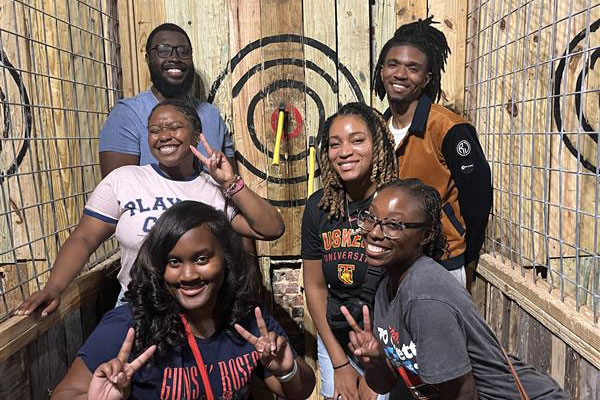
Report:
180,314,215,400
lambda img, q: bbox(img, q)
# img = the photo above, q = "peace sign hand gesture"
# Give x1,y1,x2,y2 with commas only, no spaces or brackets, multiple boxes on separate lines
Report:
189,134,235,187
341,305,385,370
234,307,295,377
88,328,156,400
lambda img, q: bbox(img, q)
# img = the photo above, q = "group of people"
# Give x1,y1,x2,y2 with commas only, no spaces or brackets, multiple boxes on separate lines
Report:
14,18,568,400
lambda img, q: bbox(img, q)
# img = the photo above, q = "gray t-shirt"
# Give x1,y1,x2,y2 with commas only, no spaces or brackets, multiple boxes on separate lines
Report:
99,91,234,164
373,256,568,400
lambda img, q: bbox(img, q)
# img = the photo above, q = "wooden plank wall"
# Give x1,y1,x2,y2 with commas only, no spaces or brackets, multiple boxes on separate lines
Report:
469,0,599,288
0,0,120,316
473,256,600,399
0,259,120,399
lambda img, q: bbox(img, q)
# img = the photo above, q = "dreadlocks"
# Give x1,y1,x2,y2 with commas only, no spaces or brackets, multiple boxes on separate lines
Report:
318,102,397,220
373,16,450,102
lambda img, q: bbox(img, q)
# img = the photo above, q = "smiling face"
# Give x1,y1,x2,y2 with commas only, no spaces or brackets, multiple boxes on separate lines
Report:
364,186,429,270
148,104,197,172
163,225,225,313
327,115,374,186
380,44,432,105
147,30,194,98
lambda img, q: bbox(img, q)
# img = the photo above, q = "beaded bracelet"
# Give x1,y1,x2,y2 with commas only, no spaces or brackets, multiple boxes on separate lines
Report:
223,175,244,198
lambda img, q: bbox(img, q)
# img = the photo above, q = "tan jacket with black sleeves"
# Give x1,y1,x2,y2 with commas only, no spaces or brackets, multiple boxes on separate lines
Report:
394,95,492,270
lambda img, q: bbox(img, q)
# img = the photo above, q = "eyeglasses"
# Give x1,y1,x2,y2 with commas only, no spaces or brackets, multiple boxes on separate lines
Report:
357,210,425,240
150,44,193,59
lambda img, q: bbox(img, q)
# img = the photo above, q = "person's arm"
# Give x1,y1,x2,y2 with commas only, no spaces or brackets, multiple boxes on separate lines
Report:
441,124,492,264
436,371,479,400
99,152,139,178
303,259,360,399
190,136,284,240
15,215,115,316
51,358,92,400
52,328,156,400
263,356,316,399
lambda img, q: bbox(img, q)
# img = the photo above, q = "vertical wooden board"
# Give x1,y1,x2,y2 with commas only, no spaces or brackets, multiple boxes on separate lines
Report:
116,0,139,97
336,0,370,105
27,331,50,400
371,0,397,112
515,306,530,361
471,274,486,315
507,300,520,355
577,356,600,400
396,0,427,26
548,1,598,259
486,284,505,340
464,0,480,120
550,335,566,388
526,314,551,375
303,0,338,195
80,297,99,339
0,349,31,400
47,322,67,390
257,0,306,256
514,0,546,267
131,0,166,92
563,346,579,399
227,0,269,257
64,308,84,364
428,0,467,112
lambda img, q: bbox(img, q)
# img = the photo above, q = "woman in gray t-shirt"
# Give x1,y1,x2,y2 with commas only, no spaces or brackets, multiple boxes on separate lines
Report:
341,179,568,400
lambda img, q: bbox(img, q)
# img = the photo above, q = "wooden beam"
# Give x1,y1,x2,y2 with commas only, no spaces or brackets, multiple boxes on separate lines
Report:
0,254,119,362
477,253,600,370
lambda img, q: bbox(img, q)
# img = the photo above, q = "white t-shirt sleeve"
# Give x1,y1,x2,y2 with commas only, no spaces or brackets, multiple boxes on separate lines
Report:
83,171,120,224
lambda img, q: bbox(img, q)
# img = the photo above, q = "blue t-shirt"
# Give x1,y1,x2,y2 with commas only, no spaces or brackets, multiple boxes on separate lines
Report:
78,305,295,400
99,91,234,164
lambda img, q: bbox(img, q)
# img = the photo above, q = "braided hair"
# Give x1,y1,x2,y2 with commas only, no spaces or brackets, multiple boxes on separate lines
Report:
373,16,451,102
318,102,397,219
381,178,448,260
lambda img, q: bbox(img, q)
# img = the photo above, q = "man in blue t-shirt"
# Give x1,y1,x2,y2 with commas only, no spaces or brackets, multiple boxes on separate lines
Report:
99,23,234,177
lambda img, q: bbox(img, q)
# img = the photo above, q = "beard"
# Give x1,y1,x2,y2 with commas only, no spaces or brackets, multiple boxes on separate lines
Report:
149,62,194,98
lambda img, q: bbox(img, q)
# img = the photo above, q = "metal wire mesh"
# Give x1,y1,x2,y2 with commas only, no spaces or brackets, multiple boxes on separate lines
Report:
465,0,599,322
0,0,121,320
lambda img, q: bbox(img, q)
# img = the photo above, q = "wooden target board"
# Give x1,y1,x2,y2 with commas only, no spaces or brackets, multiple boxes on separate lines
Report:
118,0,467,256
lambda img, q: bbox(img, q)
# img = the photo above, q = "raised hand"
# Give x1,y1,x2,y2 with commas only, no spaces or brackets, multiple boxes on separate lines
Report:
15,288,61,317
88,328,156,400
234,307,295,377
340,305,385,370
189,134,235,187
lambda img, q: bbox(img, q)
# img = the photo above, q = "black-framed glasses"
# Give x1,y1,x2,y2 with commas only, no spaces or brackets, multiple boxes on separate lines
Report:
150,44,193,59
357,210,425,239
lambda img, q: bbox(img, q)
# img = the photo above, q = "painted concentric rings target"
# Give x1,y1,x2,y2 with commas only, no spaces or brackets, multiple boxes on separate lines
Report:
0,48,32,186
553,19,599,174
208,34,365,207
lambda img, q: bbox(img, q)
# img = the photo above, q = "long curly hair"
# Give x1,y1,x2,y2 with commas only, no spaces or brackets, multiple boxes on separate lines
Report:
381,178,448,260
318,102,397,219
126,201,261,357
373,16,450,102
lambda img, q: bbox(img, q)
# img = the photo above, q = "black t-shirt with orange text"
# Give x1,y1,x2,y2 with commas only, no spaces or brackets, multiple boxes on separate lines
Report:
301,189,372,300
